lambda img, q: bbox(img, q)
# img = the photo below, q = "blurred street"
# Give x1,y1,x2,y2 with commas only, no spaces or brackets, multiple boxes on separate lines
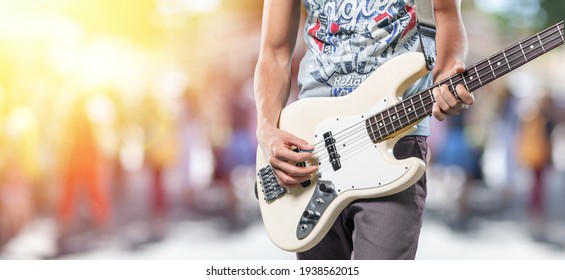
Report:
0,218,561,260
2,165,565,260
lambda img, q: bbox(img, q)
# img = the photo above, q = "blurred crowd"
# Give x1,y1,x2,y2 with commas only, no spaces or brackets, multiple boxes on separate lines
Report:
0,0,264,258
1,1,565,259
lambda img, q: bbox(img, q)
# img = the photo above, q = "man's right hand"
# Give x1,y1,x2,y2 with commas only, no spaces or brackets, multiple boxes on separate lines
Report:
257,124,318,188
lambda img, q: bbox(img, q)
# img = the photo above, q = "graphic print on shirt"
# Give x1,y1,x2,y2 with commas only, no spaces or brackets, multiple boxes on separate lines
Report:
302,0,419,97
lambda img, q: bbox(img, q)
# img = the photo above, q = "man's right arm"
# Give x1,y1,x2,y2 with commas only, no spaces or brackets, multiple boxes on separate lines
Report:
254,0,317,187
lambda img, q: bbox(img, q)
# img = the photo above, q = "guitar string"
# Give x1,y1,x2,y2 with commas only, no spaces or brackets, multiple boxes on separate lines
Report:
315,29,565,174
361,23,565,144
312,28,564,174
310,27,564,175
308,23,563,159
311,26,563,165
314,32,564,176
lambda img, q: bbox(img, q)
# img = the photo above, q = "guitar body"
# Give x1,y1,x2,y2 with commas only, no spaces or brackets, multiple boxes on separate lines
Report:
256,52,429,252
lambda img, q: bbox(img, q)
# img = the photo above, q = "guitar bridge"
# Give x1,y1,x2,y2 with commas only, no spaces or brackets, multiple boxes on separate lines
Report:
258,165,286,203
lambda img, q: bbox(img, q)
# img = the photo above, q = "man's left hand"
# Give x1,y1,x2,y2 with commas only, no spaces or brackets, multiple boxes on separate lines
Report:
431,63,474,121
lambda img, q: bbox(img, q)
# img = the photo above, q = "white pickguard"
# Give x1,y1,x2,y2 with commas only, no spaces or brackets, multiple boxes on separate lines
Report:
314,99,411,194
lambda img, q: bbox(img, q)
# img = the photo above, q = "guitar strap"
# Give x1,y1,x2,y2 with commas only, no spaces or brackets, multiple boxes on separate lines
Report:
414,0,437,70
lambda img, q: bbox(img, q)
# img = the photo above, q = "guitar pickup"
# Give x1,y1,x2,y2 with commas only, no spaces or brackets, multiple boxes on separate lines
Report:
258,165,286,203
293,148,312,188
323,131,341,171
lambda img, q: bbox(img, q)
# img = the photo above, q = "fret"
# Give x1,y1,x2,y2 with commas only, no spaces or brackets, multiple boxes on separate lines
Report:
374,114,384,139
379,111,390,136
367,118,376,141
519,42,528,61
460,70,470,91
548,26,564,49
419,94,427,117
559,23,564,40
506,43,525,69
385,107,396,134
397,104,406,127
374,116,382,139
490,52,510,78
463,68,479,92
502,49,511,71
390,106,398,126
413,96,421,119
450,73,468,96
415,91,429,118
407,95,420,122
476,60,496,85
540,27,557,46
536,33,546,52
523,36,542,61
473,65,483,86
394,103,404,130
488,58,496,79
447,76,456,96
399,101,410,127
366,116,382,143
373,117,383,140
385,107,396,132
407,97,418,121
414,92,435,118
421,92,434,117
402,98,418,123
398,101,407,125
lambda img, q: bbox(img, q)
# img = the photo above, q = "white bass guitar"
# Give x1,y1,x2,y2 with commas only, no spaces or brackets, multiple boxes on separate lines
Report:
255,21,564,252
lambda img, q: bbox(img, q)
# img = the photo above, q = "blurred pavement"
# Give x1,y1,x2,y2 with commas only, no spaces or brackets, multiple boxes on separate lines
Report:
2,211,565,260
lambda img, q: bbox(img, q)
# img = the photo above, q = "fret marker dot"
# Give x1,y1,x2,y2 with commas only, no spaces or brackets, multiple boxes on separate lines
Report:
497,62,501,66
379,122,383,126
470,76,474,80
530,45,534,49
393,116,397,119
408,108,412,111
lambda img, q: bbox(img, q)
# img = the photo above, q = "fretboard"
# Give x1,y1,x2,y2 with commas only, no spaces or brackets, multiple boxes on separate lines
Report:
366,20,564,143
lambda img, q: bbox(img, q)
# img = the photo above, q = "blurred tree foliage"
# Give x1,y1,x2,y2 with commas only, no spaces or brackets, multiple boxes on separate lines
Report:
474,0,563,34
540,0,565,28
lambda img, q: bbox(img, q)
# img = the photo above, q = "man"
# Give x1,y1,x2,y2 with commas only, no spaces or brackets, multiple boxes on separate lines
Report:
254,0,473,259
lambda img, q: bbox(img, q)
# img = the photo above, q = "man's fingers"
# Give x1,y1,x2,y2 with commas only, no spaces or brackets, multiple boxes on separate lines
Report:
289,135,315,151
271,161,316,187
456,84,474,105
271,144,314,163
432,103,446,121
434,86,457,114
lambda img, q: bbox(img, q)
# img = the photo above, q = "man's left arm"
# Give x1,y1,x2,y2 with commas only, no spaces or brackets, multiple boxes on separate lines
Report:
431,0,474,121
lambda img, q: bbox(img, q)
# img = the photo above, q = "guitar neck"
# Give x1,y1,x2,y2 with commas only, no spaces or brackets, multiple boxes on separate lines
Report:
367,20,565,143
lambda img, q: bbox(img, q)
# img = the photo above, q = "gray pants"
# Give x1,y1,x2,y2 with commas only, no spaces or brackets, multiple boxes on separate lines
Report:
297,136,428,260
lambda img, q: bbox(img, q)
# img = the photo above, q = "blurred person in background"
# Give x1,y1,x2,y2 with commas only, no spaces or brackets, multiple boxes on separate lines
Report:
140,92,179,243
197,65,258,230
515,92,556,243
254,0,474,259
0,105,40,249
433,113,483,230
480,85,521,209
55,96,111,255
178,90,214,212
